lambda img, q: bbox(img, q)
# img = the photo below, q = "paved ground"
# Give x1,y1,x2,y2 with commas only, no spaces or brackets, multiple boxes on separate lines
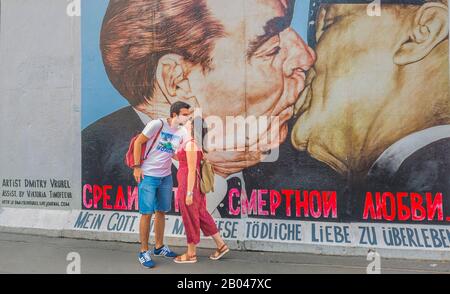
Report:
0,232,449,274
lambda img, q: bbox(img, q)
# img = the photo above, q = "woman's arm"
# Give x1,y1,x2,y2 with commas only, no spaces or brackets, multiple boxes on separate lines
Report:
185,141,198,205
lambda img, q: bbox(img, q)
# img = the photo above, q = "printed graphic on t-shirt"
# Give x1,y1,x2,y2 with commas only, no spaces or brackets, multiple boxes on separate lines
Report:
156,132,180,154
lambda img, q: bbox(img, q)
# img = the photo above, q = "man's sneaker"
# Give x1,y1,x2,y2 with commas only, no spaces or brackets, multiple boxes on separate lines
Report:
138,251,155,268
152,245,177,258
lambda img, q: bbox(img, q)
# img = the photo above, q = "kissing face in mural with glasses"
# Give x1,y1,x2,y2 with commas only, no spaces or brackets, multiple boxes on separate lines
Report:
291,0,449,208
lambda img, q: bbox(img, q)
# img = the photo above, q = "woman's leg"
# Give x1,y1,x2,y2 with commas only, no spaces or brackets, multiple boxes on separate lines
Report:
197,196,229,259
176,191,199,262
187,243,196,257
211,232,226,249
198,197,226,248
177,187,201,256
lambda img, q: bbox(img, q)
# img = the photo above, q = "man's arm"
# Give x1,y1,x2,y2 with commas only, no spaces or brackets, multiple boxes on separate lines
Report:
133,134,150,184
133,134,150,166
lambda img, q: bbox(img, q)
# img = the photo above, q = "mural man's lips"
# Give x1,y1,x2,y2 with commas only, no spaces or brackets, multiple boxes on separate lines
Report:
278,122,289,144
224,106,293,153
263,105,293,149
294,68,315,117
297,70,307,84
258,121,289,153
277,105,294,124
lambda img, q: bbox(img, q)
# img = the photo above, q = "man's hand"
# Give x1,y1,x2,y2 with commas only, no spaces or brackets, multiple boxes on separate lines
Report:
133,167,144,183
205,150,264,178
185,194,193,206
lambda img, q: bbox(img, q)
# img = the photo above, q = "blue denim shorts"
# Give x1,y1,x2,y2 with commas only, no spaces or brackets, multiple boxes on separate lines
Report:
138,175,173,214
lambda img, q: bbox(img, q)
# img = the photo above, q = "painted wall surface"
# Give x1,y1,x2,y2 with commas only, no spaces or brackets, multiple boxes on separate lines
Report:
1,0,450,259
0,0,81,210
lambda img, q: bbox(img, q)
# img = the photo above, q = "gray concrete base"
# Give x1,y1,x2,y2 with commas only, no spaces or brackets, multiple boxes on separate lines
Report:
1,231,449,274
2,225,450,262
1,207,449,261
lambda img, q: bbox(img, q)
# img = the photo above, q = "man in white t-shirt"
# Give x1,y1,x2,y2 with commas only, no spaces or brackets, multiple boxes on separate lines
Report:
133,101,190,268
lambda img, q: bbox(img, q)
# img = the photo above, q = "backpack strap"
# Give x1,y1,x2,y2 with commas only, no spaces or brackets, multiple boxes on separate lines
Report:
143,119,164,160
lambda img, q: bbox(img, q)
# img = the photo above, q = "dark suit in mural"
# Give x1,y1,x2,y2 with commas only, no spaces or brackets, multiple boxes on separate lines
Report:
82,106,142,189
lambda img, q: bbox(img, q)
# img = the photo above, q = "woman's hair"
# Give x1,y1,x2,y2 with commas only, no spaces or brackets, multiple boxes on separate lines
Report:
190,116,207,151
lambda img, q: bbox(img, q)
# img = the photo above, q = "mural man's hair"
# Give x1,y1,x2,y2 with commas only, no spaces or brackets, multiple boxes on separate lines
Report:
307,0,448,47
100,0,226,107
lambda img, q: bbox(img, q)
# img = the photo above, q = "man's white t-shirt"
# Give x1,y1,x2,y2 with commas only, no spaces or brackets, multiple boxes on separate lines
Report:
141,118,188,177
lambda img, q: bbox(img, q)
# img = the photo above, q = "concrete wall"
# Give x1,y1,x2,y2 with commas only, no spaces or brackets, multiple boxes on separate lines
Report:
0,0,81,210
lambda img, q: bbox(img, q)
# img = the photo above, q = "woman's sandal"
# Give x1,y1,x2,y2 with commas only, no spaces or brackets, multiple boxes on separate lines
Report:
209,244,229,260
174,253,197,264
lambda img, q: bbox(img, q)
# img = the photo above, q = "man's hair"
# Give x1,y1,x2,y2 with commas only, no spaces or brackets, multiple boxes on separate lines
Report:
100,0,226,107
170,101,191,118
308,0,448,47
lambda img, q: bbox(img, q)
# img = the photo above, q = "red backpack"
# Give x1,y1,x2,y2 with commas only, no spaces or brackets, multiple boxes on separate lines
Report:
125,119,164,168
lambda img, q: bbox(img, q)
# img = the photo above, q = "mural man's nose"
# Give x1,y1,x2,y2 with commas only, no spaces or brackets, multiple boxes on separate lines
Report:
283,30,316,77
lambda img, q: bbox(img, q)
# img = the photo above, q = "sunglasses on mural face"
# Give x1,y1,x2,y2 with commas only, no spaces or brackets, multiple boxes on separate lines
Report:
307,0,427,48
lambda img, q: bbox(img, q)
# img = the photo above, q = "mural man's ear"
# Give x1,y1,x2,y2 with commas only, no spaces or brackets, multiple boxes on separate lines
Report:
156,54,193,104
394,2,448,66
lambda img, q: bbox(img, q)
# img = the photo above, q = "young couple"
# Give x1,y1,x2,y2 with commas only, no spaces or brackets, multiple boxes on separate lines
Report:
132,101,229,268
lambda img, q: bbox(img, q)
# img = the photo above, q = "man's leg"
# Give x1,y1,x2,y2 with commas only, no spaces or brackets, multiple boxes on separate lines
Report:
155,174,173,248
138,213,156,268
152,175,177,257
138,175,158,253
154,211,165,249
139,214,152,252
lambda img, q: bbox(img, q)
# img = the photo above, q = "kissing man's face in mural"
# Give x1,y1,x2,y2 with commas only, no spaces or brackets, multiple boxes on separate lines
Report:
187,0,315,154
291,0,449,178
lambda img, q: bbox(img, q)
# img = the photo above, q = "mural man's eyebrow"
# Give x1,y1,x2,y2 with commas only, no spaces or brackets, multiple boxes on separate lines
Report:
247,15,292,59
